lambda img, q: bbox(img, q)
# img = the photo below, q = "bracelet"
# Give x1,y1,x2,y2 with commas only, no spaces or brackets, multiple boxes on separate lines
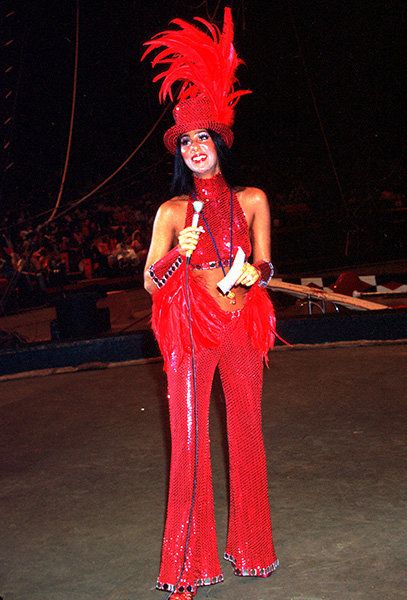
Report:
148,247,183,289
254,260,275,288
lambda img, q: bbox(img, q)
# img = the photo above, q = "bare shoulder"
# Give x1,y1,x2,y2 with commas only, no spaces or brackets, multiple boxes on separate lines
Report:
158,195,188,214
156,195,188,221
237,186,269,211
155,195,189,233
239,186,268,201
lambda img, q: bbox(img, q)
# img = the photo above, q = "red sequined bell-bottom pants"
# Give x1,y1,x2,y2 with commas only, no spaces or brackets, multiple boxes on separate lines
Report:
157,314,278,595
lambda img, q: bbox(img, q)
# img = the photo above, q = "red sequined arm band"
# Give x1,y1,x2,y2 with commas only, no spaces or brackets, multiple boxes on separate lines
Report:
254,260,275,288
148,247,183,289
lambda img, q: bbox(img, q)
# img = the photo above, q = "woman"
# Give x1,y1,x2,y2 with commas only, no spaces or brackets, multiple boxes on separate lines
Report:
143,9,278,599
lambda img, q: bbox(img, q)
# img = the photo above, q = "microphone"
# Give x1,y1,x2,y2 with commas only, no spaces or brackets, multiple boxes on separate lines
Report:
186,200,204,260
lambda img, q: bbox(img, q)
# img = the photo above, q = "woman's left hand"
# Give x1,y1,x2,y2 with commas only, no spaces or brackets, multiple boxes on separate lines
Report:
235,263,260,287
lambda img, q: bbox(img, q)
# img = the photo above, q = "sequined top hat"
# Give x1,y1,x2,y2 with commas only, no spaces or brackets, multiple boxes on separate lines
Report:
142,7,251,154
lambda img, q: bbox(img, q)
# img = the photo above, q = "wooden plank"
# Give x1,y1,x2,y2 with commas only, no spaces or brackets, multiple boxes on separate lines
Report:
268,280,389,311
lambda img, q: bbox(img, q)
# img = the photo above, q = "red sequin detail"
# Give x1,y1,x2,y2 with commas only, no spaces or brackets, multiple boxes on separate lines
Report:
185,173,251,267
157,315,278,591
152,173,278,593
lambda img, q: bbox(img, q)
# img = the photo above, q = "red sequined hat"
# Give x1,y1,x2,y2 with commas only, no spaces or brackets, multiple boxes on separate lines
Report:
164,95,234,155
142,8,251,154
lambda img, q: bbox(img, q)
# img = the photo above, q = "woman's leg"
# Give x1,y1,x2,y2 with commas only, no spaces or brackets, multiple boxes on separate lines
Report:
157,346,224,595
218,316,279,577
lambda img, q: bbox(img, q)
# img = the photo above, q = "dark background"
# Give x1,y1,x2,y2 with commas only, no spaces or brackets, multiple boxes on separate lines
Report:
2,0,406,266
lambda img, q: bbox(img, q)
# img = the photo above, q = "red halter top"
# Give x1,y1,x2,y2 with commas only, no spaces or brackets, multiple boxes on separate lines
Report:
185,173,252,269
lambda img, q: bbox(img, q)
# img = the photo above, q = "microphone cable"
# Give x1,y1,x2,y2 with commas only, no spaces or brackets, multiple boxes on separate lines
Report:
165,254,199,600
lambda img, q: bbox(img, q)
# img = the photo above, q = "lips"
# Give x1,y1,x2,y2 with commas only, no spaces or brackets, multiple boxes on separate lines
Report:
192,153,207,163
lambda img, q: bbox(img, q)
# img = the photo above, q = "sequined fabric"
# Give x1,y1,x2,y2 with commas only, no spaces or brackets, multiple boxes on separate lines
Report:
254,260,275,288
186,173,252,267
149,247,183,289
157,313,278,594
151,265,275,371
153,172,278,594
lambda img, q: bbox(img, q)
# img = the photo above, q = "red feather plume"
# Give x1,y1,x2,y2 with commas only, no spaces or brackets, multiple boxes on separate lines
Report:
141,7,251,126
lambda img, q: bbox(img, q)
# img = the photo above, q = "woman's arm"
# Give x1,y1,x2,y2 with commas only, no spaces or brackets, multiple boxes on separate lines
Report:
144,199,203,294
249,188,271,264
144,202,177,295
251,188,275,286
235,187,274,287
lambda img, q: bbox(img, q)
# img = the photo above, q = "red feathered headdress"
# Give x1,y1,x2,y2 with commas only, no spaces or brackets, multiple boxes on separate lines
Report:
141,7,251,153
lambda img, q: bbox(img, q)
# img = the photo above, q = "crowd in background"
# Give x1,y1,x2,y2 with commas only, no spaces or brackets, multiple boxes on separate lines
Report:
0,184,405,311
0,194,158,305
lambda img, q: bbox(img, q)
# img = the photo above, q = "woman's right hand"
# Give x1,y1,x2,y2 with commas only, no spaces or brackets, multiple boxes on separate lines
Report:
177,226,204,256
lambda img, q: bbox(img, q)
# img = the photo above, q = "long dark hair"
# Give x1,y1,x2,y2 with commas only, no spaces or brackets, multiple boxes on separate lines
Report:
171,129,233,196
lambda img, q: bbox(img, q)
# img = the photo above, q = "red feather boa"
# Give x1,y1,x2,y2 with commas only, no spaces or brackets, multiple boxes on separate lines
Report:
152,266,276,371
241,283,276,367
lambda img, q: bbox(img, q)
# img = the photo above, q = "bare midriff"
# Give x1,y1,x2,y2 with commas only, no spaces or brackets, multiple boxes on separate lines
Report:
192,266,248,311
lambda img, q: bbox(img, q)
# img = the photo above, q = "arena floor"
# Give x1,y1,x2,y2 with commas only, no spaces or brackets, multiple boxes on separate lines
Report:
0,342,406,600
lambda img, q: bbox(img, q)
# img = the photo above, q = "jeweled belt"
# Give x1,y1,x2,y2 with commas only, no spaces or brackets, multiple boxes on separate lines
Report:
191,257,232,271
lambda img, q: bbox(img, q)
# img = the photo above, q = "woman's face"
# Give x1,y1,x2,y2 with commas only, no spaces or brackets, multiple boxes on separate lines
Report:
179,129,220,178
